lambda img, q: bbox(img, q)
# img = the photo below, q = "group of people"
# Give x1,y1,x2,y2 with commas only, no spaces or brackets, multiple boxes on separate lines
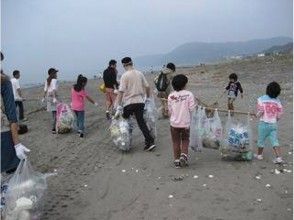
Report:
1,52,284,176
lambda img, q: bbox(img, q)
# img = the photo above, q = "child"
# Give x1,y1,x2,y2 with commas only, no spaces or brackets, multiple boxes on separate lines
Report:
255,81,284,163
168,74,196,168
71,75,98,138
43,68,59,134
225,73,243,113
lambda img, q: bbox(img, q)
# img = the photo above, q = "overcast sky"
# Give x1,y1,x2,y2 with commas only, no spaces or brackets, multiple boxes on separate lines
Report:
1,0,293,84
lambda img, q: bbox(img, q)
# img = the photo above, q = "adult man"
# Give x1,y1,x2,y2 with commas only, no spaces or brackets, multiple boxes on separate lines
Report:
11,70,26,121
154,63,176,118
103,59,119,120
116,57,156,151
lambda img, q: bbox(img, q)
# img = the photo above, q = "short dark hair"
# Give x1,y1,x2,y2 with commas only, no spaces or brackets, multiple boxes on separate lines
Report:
121,57,133,66
13,70,20,77
48,68,58,75
172,74,188,91
266,81,281,98
229,73,238,81
166,63,176,72
0,52,3,61
109,59,117,66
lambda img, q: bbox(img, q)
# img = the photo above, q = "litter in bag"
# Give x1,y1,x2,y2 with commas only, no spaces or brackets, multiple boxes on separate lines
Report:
220,112,253,161
56,103,75,134
4,159,47,220
110,116,131,151
202,109,223,150
144,98,158,139
189,108,202,152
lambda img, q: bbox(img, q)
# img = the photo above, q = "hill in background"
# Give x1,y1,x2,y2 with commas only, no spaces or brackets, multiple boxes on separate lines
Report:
135,36,292,68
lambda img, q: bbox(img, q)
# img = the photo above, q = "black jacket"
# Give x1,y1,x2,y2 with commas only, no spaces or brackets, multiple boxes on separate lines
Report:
103,67,119,89
226,81,243,97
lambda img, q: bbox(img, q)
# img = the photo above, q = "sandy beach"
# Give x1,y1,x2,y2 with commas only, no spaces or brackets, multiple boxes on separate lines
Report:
20,54,293,220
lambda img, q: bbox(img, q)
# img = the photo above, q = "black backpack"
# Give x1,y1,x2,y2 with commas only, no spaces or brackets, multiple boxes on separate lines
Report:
155,72,169,92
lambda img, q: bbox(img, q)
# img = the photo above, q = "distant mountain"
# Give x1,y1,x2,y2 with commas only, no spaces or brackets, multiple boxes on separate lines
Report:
263,42,293,54
135,36,292,67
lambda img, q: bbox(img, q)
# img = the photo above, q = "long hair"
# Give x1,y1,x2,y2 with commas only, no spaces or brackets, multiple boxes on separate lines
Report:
47,73,57,86
74,74,87,92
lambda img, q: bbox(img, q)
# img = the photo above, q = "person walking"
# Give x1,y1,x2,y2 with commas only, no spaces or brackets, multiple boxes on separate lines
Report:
116,57,156,151
42,68,59,134
154,63,176,118
11,70,26,121
103,59,119,120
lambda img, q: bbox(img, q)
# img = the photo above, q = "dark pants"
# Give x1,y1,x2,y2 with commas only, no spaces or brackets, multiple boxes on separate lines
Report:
74,110,85,133
170,126,190,160
123,103,154,147
15,101,24,120
1,131,20,173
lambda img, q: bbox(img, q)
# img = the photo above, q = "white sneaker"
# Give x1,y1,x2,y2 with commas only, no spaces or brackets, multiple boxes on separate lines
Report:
254,154,263,160
273,157,284,164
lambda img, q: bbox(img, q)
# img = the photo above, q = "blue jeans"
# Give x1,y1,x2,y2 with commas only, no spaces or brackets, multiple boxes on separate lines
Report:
74,111,85,133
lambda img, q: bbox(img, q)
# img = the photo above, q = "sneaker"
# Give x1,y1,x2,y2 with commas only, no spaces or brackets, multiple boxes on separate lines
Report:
273,157,284,164
144,144,156,151
174,159,181,169
254,154,263,160
79,133,84,138
179,153,188,167
106,111,111,120
52,129,56,134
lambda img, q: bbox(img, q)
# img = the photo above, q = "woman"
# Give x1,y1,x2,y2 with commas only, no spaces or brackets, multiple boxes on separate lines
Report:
43,68,59,134
1,52,30,174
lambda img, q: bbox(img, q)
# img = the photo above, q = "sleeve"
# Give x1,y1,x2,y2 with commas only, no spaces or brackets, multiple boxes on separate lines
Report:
188,93,196,112
119,75,127,92
238,82,243,93
83,90,89,97
142,74,149,87
276,101,283,119
111,70,118,88
1,80,18,123
225,82,230,90
44,81,48,92
256,98,264,117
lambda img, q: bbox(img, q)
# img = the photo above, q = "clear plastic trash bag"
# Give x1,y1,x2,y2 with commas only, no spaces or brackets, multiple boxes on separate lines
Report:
202,109,223,150
144,98,158,139
189,108,202,152
56,103,76,134
220,112,253,161
4,159,47,220
110,116,131,151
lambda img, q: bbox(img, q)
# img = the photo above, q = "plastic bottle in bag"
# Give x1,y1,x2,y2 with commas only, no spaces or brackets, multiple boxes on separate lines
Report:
220,112,253,161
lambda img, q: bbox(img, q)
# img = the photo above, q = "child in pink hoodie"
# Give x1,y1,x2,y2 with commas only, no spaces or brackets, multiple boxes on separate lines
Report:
168,74,196,168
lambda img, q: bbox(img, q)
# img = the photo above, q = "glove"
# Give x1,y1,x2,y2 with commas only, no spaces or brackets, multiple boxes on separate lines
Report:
94,102,99,107
113,89,119,95
53,98,57,103
41,98,45,103
15,143,31,160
